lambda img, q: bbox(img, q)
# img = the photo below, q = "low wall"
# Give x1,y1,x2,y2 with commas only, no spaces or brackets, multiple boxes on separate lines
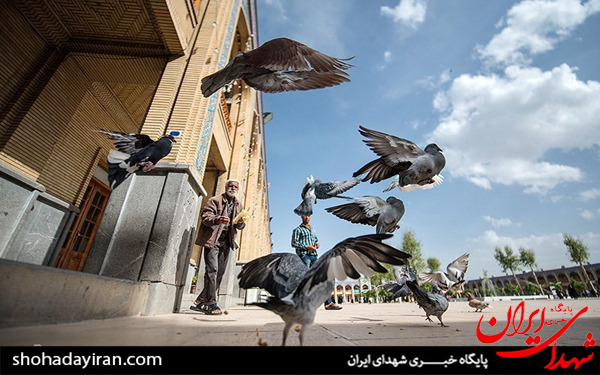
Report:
0,259,148,328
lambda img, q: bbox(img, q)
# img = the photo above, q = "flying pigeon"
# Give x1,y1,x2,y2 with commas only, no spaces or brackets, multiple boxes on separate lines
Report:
406,280,449,327
383,174,444,193
238,234,411,345
353,126,445,189
325,195,405,234
98,130,176,189
419,253,469,293
466,293,490,312
383,263,417,299
201,37,353,97
293,176,360,217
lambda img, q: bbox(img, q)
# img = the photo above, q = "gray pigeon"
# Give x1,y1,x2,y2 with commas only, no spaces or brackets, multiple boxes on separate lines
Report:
406,280,449,327
201,37,353,97
419,253,469,293
238,234,411,345
97,130,177,189
325,196,405,234
383,264,416,299
466,293,490,312
383,174,444,193
293,175,360,217
353,126,445,189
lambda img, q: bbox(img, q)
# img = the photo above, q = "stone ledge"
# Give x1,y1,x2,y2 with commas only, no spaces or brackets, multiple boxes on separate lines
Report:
0,163,45,192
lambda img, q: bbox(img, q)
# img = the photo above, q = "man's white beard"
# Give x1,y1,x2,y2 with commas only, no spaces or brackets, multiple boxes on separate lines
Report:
226,190,237,197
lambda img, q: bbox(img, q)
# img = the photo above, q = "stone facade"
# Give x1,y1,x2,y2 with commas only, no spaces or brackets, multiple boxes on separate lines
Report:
0,0,271,325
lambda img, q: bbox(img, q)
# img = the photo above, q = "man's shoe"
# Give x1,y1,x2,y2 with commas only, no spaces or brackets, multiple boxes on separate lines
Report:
325,303,342,310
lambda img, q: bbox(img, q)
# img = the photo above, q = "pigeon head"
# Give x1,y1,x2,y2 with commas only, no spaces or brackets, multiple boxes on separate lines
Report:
424,143,442,153
161,134,177,143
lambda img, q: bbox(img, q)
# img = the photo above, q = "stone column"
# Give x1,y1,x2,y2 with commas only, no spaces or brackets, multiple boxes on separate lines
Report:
83,163,206,315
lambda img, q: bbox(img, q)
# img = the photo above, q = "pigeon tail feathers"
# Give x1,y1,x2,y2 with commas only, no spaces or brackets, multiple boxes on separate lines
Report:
294,199,313,217
107,150,132,189
201,57,244,97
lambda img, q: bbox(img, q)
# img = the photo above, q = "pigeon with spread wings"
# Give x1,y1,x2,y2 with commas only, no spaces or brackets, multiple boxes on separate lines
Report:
382,263,417,299
201,37,353,97
238,234,410,345
325,195,405,234
293,175,360,217
419,253,469,293
97,130,176,189
353,126,445,189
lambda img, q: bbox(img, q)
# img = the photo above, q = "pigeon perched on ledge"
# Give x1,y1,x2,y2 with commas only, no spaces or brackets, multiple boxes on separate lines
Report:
97,130,176,189
353,126,445,189
238,234,411,345
326,195,405,234
201,37,354,97
293,176,360,217
466,293,490,312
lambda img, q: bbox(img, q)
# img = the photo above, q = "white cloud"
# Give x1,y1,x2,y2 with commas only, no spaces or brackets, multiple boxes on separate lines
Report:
579,188,600,201
380,0,427,29
383,50,392,64
430,64,600,194
467,230,600,278
579,208,600,219
417,69,453,90
477,0,600,66
377,50,393,70
484,216,519,228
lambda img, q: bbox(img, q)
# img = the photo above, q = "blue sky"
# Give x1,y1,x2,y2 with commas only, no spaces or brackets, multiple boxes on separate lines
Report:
256,0,600,280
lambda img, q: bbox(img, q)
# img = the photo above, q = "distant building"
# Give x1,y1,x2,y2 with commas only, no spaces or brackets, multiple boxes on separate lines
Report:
0,0,271,327
334,278,374,303
465,263,600,296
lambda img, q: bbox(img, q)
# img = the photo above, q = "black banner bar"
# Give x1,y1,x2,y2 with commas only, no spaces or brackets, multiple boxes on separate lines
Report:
2,346,599,375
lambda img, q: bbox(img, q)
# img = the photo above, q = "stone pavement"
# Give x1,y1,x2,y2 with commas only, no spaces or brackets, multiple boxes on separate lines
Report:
1,299,598,347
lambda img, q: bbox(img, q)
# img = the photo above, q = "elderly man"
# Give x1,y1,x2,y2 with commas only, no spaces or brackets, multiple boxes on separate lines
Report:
191,178,245,315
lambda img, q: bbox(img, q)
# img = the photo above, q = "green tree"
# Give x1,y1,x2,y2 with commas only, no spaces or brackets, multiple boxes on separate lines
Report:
368,264,396,303
563,234,597,295
401,231,426,281
427,257,441,273
494,246,523,294
519,247,543,294
503,284,521,295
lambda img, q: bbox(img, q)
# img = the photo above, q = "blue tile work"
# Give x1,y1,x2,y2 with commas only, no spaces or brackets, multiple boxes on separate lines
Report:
195,0,241,177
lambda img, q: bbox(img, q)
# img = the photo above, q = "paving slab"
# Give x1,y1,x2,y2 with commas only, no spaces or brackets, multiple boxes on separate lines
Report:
1,299,598,347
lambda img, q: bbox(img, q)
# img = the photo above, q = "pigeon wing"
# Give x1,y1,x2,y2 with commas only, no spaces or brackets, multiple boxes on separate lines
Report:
238,253,308,298
419,271,451,291
446,253,469,283
97,130,154,154
245,70,350,93
392,263,412,285
300,181,313,199
325,201,378,226
314,178,360,199
358,126,425,166
245,38,353,74
293,234,410,299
